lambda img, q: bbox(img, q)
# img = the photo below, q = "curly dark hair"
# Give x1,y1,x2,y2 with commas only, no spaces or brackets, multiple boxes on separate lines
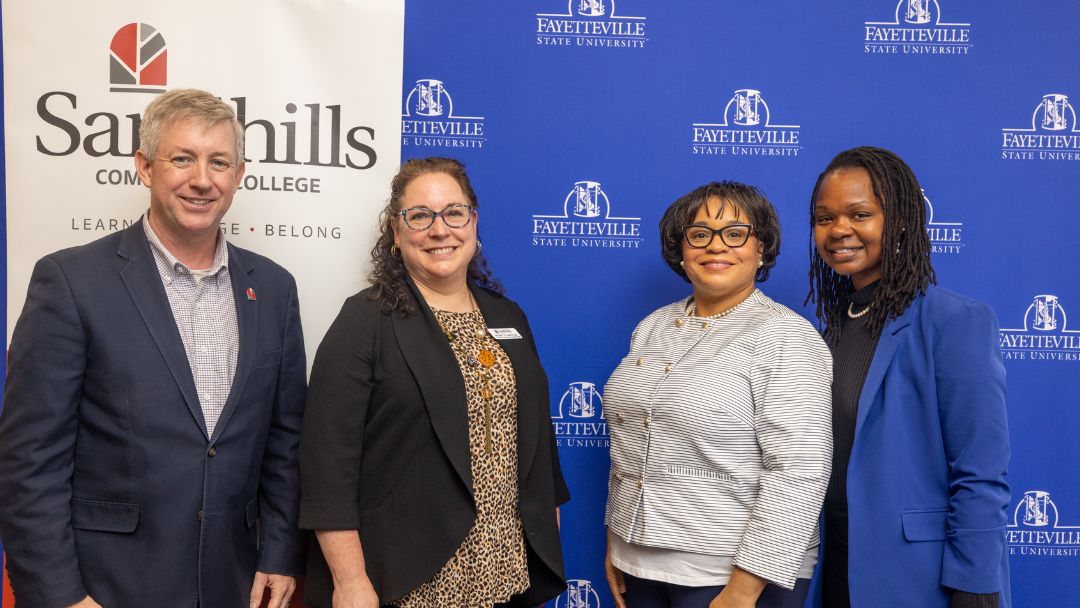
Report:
805,146,936,344
658,181,782,283
368,157,503,315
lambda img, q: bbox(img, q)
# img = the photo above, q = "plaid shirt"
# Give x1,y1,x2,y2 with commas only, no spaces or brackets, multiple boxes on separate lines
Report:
143,214,239,437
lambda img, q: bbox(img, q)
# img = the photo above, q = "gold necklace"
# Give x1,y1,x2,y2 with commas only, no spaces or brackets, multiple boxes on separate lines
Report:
434,300,496,453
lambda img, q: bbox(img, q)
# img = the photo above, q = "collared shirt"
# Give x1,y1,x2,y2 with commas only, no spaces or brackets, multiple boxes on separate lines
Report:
143,213,239,437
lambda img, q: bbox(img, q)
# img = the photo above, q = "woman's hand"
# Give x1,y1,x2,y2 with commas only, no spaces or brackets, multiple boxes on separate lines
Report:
604,531,628,608
331,577,379,608
708,566,766,608
709,588,757,608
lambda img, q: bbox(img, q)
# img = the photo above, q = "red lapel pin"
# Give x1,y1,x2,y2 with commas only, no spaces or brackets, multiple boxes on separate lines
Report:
246,287,257,301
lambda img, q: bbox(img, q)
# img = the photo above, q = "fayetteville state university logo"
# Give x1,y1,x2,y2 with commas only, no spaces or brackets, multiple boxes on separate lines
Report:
691,89,801,158
1001,93,1080,161
109,23,167,93
923,191,963,255
999,295,1080,362
555,579,603,607
401,78,486,150
531,181,642,249
536,0,648,49
1006,490,1080,558
551,382,609,449
864,0,971,55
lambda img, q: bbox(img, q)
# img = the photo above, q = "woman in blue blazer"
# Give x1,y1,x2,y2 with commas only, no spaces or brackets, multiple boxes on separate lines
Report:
806,147,1010,608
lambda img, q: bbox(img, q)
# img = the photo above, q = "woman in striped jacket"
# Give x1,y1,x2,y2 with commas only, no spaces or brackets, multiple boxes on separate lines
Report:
604,181,833,608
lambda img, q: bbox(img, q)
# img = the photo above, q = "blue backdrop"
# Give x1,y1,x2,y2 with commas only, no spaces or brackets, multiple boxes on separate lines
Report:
400,1,1079,606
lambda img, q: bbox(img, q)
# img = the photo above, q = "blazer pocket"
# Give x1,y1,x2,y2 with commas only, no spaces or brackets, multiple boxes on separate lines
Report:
246,498,260,527
70,497,139,533
253,350,282,369
901,508,948,542
664,464,734,483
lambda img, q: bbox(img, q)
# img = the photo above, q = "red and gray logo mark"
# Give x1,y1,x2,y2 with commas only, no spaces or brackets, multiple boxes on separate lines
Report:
109,22,166,93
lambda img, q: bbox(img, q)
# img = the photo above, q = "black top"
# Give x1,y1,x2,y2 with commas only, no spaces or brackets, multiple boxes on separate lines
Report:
821,281,998,608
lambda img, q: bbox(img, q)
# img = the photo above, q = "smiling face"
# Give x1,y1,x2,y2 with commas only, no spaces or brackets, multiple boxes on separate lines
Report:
393,171,478,293
681,197,762,315
813,167,885,289
135,118,244,257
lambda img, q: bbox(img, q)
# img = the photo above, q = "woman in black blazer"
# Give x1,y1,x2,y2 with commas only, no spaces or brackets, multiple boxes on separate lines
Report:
299,157,569,607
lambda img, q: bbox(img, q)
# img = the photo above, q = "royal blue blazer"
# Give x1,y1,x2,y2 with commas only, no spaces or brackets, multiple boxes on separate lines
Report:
811,285,1011,608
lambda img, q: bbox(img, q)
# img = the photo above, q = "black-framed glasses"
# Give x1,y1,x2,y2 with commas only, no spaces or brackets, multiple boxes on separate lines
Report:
683,223,754,248
398,204,475,230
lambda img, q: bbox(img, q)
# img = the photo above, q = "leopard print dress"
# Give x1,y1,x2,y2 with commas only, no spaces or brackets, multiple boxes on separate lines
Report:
394,308,530,608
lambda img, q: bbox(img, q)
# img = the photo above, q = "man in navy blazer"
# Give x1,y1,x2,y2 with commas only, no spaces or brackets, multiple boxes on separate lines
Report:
0,89,306,608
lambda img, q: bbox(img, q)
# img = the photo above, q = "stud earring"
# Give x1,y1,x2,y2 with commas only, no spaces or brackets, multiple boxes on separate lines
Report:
758,260,764,268
679,260,685,268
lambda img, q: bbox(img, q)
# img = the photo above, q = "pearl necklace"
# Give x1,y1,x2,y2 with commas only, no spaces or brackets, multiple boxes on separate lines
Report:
847,302,871,319
687,300,741,319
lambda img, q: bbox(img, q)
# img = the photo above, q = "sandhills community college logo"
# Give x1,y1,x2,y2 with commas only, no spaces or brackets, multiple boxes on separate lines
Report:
1001,93,1080,161
691,89,801,158
551,382,609,448
864,0,971,55
536,1,647,49
923,191,962,255
1006,490,1080,558
555,579,602,607
109,23,166,93
531,181,642,249
401,79,486,150
999,295,1080,362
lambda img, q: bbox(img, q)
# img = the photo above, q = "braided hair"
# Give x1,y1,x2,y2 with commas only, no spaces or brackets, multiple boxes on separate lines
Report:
806,146,936,344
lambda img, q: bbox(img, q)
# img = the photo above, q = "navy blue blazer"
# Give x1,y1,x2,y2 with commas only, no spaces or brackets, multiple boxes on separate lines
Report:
811,286,1011,608
0,221,307,608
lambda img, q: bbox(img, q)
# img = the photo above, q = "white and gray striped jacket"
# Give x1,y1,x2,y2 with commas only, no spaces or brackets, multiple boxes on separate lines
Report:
604,289,833,588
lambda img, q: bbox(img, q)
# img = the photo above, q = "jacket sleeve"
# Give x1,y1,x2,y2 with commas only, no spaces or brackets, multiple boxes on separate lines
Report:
734,316,834,589
934,300,1010,593
0,256,91,607
298,297,378,530
255,275,308,575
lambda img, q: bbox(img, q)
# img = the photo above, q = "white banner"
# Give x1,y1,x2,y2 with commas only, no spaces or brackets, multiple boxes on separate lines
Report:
2,0,405,362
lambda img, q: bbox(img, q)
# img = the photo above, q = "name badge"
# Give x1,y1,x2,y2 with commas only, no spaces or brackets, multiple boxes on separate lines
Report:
488,327,523,340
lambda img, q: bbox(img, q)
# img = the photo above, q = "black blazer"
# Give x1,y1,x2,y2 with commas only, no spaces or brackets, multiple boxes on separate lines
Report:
299,278,569,606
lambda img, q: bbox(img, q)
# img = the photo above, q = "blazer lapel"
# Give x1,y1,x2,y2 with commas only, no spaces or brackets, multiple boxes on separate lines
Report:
393,278,474,494
208,245,259,444
853,300,917,439
117,221,207,440
471,285,540,486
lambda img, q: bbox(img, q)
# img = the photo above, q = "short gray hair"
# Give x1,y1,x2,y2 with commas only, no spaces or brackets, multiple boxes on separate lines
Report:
139,88,244,161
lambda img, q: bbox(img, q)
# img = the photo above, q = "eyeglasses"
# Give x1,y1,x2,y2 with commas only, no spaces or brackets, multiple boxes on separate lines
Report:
398,204,475,230
683,223,754,248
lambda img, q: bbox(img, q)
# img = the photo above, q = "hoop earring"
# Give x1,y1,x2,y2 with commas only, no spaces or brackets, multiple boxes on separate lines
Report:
390,244,400,257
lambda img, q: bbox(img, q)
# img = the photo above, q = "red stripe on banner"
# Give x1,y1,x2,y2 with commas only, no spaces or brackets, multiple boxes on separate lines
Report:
2,551,13,607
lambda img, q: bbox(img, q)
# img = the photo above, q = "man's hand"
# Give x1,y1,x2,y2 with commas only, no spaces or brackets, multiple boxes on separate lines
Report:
249,572,297,608
67,597,103,608
330,577,380,608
